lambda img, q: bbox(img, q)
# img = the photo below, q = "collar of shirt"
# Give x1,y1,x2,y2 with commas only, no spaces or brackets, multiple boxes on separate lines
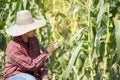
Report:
13,36,27,44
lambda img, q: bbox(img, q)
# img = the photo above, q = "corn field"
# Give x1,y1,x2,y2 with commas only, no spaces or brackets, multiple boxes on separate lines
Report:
0,0,120,80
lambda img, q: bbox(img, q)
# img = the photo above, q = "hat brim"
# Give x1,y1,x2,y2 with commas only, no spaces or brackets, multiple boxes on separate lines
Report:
6,19,46,36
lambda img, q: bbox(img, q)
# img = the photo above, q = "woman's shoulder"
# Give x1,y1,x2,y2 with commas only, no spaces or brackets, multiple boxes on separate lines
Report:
6,38,23,52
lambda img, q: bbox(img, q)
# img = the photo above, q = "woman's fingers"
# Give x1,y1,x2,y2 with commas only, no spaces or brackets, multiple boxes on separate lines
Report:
47,41,60,53
53,41,60,49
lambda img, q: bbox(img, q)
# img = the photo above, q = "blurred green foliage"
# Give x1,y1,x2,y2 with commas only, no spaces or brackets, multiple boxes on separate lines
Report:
0,0,120,80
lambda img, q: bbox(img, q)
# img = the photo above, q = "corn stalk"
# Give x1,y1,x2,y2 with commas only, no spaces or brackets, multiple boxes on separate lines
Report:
103,3,110,79
87,0,94,79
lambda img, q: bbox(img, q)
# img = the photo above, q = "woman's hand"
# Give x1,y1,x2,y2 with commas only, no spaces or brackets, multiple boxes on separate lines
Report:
46,41,59,54
42,74,49,80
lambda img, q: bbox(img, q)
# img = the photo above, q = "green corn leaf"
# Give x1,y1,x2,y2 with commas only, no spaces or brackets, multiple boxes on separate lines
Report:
69,28,84,46
95,26,106,55
0,21,4,30
23,0,28,9
72,4,80,14
15,0,22,11
62,41,83,78
114,19,120,61
97,1,108,25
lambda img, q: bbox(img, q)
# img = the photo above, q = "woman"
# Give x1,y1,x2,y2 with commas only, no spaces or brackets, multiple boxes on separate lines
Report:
3,10,59,80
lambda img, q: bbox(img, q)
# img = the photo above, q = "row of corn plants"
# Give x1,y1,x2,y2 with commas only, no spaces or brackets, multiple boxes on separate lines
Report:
0,0,120,80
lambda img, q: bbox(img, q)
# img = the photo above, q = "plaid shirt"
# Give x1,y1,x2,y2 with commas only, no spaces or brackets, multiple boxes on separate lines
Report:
3,36,49,80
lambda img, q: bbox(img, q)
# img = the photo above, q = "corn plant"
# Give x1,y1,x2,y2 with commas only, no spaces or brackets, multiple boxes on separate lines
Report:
0,0,120,80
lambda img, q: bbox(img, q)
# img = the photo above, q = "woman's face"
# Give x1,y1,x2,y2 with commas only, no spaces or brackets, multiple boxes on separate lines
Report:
24,30,35,38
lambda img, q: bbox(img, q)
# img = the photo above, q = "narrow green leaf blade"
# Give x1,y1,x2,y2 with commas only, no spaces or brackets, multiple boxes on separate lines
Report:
114,19,120,61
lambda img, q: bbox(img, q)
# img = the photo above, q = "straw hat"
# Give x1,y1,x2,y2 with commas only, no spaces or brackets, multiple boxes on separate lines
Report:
6,10,46,36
